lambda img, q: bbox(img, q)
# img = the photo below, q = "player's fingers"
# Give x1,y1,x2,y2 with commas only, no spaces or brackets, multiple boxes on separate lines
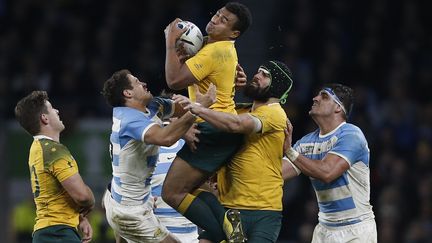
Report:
286,119,293,130
82,237,92,243
193,129,201,135
236,78,247,85
193,84,200,94
172,94,187,103
236,63,244,72
208,83,216,93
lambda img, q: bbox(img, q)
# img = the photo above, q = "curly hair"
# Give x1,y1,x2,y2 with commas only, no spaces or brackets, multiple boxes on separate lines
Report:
101,69,133,107
225,2,252,38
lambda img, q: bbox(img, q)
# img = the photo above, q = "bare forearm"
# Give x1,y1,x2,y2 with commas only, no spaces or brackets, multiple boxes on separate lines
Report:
195,108,243,133
76,186,95,216
282,159,299,181
293,155,325,179
159,112,197,146
292,155,334,183
165,45,183,90
285,146,349,183
78,186,95,208
62,174,95,210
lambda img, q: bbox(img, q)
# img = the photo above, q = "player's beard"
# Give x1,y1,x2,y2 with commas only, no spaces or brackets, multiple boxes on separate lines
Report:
244,78,270,102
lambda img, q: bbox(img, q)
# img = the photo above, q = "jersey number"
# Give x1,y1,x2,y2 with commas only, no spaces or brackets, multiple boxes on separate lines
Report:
31,165,40,198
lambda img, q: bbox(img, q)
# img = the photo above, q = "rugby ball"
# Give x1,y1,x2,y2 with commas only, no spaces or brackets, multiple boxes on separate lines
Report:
176,21,204,55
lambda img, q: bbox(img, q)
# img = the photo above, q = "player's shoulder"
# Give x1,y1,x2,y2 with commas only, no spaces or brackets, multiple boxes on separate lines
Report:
341,122,362,132
235,103,252,114
203,40,235,52
339,123,366,138
114,107,143,119
39,139,73,168
149,97,171,109
299,129,321,142
114,107,151,122
253,103,285,118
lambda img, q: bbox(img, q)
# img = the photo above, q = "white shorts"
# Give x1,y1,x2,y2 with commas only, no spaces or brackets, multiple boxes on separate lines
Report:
173,231,198,243
312,219,377,243
103,190,171,243
159,216,199,243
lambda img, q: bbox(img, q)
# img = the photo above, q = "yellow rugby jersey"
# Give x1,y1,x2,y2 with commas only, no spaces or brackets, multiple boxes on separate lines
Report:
186,41,238,121
28,137,80,232
218,103,287,211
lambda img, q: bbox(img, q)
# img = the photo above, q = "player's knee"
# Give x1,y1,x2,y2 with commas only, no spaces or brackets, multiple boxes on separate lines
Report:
161,186,175,206
162,187,187,209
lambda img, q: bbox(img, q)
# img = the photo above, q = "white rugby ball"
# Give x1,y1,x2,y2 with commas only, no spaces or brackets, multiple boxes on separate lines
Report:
176,21,204,55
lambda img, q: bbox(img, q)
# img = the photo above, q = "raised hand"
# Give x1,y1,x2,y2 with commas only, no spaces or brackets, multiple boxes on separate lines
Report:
195,83,216,108
235,64,247,90
183,123,201,152
164,18,186,45
172,94,192,108
283,119,294,153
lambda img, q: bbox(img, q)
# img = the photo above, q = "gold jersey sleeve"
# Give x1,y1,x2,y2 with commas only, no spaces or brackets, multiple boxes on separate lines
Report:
218,104,287,211
29,138,80,232
186,41,238,121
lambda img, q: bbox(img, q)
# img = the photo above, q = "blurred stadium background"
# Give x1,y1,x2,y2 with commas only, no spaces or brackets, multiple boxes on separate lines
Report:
1,0,431,242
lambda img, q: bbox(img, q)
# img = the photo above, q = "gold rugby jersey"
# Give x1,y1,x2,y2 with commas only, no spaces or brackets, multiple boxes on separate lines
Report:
28,137,79,232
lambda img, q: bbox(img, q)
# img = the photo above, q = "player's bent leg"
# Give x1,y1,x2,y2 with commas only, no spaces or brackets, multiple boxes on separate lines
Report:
193,190,246,243
162,157,226,242
161,156,210,208
193,189,226,224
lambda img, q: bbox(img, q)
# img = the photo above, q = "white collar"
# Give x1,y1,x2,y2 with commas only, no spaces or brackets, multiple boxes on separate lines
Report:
33,135,54,141
267,102,280,106
319,122,346,138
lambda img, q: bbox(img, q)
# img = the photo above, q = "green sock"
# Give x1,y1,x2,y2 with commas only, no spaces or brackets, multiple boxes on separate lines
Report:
179,193,225,242
195,189,226,225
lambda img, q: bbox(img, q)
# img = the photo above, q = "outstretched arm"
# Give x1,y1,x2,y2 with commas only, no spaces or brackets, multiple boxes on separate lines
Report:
164,18,198,90
185,105,261,134
180,87,261,134
144,110,197,147
144,86,216,146
172,84,217,117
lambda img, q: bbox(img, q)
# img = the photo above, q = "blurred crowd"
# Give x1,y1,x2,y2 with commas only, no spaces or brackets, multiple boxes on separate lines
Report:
268,1,432,242
1,0,431,242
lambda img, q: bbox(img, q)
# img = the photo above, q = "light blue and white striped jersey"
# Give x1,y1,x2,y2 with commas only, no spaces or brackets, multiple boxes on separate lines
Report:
293,122,375,226
109,97,174,206
151,139,198,236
